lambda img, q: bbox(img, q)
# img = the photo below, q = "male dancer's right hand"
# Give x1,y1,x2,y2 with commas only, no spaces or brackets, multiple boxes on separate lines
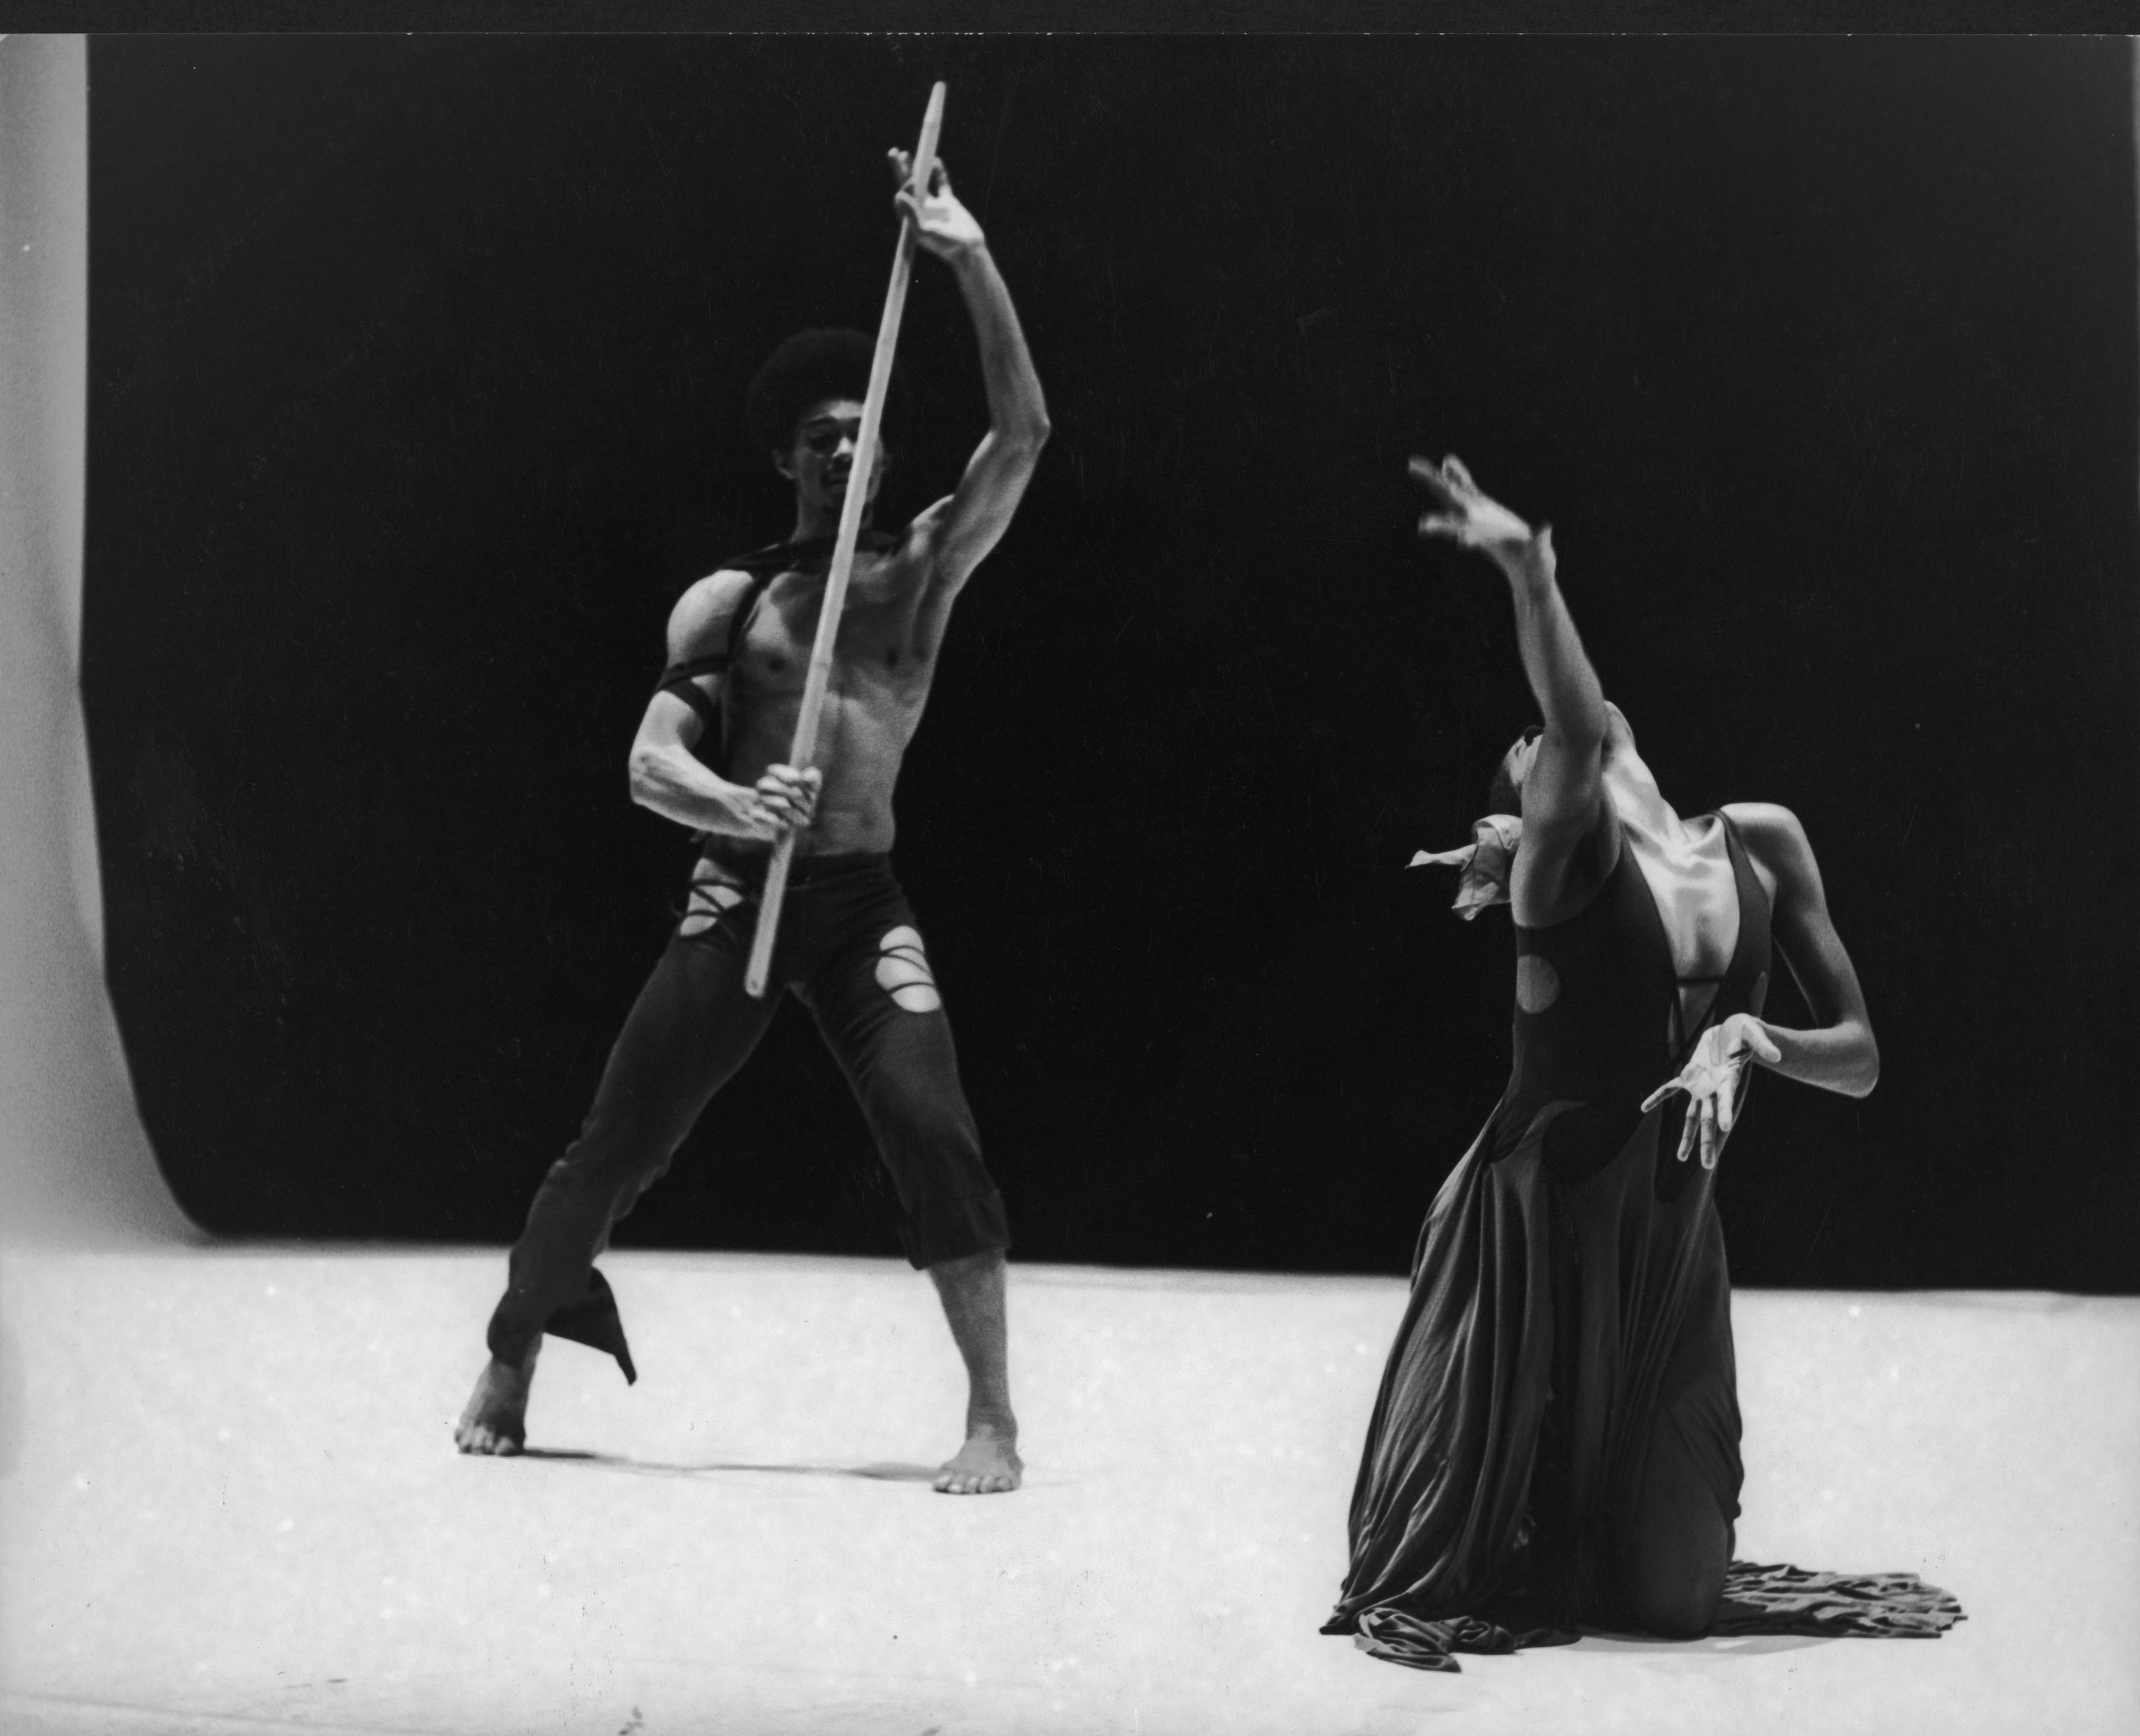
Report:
743,764,821,839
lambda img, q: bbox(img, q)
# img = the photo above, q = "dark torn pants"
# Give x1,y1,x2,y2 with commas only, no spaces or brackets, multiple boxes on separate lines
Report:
484,851,1009,1380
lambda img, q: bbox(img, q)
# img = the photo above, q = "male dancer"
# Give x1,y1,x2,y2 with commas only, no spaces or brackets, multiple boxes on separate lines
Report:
455,150,1048,1495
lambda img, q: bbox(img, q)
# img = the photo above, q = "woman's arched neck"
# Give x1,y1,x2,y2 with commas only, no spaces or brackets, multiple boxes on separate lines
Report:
1603,751,1706,853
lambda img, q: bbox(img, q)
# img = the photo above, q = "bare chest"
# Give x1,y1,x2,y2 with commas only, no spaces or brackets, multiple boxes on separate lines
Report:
732,560,939,704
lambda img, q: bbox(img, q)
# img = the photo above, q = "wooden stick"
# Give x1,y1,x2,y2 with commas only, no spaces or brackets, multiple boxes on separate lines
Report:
745,82,947,999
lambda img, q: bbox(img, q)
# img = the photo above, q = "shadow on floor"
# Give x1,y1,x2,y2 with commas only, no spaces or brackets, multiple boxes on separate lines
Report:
1577,1631,1835,1657
518,1448,942,1483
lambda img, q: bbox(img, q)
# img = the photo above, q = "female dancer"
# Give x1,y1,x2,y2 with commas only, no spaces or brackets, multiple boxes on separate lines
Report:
1326,457,1956,1670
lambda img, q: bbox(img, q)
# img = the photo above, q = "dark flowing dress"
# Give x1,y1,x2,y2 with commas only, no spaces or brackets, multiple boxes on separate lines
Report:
1325,814,1961,1670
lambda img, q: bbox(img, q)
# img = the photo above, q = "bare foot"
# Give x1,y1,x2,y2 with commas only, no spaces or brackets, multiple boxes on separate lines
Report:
454,1351,535,1455
934,1422,1021,1495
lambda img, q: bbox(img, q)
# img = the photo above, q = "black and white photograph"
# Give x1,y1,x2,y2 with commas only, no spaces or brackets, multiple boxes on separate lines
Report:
2,19,2134,1735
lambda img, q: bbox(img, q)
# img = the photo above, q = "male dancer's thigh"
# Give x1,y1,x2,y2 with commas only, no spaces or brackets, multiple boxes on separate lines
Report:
491,915,776,1356
796,887,1008,1268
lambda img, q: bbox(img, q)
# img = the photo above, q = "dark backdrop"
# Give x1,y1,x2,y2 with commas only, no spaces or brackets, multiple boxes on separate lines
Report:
83,35,2138,1288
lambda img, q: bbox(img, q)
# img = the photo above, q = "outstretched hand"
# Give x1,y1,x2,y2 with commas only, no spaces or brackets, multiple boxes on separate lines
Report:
1640,1012,1782,1171
889,149,984,259
1409,455,1551,570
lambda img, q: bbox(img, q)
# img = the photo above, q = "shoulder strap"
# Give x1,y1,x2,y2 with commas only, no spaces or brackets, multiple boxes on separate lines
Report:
653,562,779,739
718,538,803,576
718,562,780,666
654,528,902,728
729,528,898,571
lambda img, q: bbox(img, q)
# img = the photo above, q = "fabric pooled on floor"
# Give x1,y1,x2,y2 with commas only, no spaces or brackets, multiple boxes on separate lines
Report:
1353,1607,1577,1672
1351,1559,1964,1672
1711,1560,1966,1638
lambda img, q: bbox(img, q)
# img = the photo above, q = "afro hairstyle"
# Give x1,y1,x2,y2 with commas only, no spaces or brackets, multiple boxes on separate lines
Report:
746,327,913,464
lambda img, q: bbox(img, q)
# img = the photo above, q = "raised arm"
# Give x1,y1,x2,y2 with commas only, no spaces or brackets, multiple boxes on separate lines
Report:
891,152,1051,592
1412,457,1613,912
626,573,819,840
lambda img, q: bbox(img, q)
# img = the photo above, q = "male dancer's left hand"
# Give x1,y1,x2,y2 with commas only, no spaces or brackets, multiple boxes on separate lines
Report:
889,150,985,260
1641,1013,1782,1170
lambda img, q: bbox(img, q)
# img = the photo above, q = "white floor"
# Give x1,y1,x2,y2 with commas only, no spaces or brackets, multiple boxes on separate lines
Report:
1,1248,2134,1736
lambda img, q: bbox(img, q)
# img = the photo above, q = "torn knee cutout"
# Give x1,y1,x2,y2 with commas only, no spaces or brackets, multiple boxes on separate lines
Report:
876,924,942,1012
679,879,746,937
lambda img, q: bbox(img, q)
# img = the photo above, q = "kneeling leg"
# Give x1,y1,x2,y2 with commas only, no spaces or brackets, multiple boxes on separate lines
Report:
1618,1411,1732,1638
